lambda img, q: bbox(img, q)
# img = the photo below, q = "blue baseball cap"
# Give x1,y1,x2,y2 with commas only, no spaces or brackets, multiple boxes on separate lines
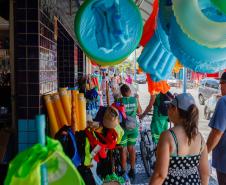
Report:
167,93,196,111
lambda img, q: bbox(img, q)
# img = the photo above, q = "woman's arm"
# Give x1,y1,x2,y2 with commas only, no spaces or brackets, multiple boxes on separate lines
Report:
139,94,156,119
136,96,142,115
149,131,170,185
198,145,209,185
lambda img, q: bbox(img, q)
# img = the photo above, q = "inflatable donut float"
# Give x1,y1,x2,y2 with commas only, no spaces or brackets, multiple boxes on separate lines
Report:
172,0,226,48
74,0,143,66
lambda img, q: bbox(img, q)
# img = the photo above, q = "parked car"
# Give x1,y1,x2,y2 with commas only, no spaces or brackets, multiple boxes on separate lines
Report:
204,94,221,120
135,73,147,84
198,78,220,105
167,76,180,87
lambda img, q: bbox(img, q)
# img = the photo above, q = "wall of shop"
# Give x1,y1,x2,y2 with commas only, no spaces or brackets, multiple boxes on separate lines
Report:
14,0,85,152
57,22,76,88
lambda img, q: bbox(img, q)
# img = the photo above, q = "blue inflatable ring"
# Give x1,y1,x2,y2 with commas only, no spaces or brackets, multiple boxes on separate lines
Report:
169,16,226,73
74,0,143,66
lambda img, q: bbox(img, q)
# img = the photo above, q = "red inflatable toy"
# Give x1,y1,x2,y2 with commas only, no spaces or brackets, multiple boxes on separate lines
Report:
139,0,159,47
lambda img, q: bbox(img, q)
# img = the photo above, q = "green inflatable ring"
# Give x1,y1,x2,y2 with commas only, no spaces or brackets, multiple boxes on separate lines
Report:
74,0,143,66
172,0,226,48
211,0,226,15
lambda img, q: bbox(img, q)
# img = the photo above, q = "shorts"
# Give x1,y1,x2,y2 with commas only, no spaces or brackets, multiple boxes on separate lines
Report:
120,128,138,147
151,116,168,144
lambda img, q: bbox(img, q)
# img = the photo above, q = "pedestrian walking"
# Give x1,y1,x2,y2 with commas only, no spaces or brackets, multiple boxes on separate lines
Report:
119,84,142,182
207,72,226,185
149,93,209,185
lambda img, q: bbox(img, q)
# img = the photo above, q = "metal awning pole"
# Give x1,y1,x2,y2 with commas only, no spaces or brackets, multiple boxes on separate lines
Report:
134,50,137,82
183,67,187,93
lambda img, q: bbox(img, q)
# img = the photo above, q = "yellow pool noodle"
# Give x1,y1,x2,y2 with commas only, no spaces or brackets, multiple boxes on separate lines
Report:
51,93,68,127
77,93,87,131
44,95,59,136
71,91,77,132
59,88,71,125
71,90,79,130
68,90,72,114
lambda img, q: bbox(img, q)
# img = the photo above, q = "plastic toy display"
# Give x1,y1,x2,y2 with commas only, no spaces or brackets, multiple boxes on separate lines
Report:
138,19,176,82
75,0,143,66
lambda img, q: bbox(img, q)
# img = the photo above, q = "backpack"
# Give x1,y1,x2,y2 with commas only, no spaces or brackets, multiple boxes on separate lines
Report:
55,126,81,167
156,92,174,116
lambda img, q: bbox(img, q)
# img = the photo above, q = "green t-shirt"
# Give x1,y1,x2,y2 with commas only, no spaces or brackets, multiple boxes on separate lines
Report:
121,96,138,118
151,94,168,143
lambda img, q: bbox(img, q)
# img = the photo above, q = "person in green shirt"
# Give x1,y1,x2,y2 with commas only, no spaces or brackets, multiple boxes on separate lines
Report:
139,92,170,144
119,84,142,180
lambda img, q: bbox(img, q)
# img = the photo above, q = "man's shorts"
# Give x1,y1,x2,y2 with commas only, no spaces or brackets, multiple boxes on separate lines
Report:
120,128,138,147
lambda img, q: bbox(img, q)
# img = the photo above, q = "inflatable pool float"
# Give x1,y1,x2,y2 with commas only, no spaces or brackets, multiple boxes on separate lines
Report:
172,0,226,48
211,0,226,14
146,74,170,95
139,0,159,47
75,0,143,66
169,16,226,73
138,19,176,82
158,0,174,35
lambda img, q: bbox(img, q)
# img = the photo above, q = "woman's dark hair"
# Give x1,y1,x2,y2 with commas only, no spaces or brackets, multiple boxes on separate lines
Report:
177,104,199,145
120,84,131,97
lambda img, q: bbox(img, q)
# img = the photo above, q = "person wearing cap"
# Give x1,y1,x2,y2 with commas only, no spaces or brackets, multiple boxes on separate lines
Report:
119,84,142,181
207,72,226,185
150,93,209,185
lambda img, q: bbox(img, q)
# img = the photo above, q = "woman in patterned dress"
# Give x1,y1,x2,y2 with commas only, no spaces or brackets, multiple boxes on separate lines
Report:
149,93,209,185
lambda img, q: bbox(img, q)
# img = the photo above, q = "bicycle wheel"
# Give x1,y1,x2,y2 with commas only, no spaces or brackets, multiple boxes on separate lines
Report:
113,150,123,176
140,140,151,177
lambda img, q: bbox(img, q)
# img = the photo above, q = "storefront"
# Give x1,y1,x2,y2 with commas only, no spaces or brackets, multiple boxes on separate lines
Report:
0,0,87,169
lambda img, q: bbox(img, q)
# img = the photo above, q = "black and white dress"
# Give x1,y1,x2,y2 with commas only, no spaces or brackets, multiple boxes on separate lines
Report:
163,130,203,185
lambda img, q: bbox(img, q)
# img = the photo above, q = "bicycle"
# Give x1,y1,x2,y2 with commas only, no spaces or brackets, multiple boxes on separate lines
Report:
139,112,157,177
111,145,123,176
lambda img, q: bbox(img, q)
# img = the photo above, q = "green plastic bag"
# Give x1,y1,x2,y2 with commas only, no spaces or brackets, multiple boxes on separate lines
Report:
4,137,85,185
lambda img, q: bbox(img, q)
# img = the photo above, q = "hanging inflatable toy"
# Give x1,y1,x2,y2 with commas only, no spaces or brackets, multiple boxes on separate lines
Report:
90,60,99,67
172,0,226,48
158,0,174,35
138,18,176,82
173,60,183,73
201,1,226,22
211,0,226,15
139,0,159,47
146,74,170,95
74,0,143,66
169,16,226,73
